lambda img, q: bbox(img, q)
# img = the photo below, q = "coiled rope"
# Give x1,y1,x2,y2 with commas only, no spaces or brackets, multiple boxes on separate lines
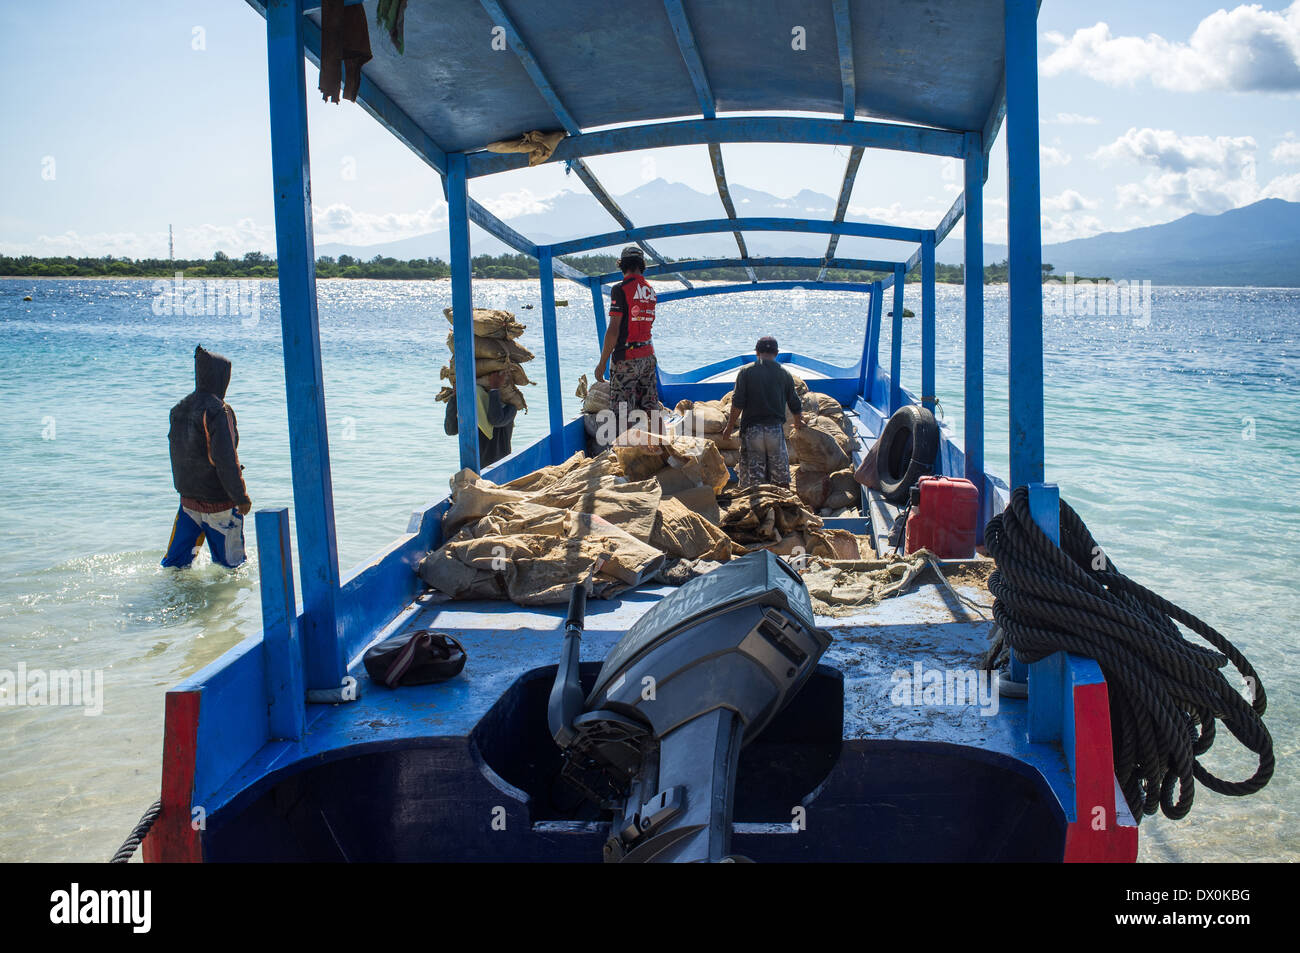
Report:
984,486,1273,822
110,800,161,863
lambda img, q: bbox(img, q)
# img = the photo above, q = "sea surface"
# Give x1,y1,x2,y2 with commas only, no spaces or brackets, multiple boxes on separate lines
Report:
0,276,1296,862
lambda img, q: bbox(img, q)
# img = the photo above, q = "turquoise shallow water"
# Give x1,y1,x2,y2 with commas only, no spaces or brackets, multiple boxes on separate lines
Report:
0,276,1296,862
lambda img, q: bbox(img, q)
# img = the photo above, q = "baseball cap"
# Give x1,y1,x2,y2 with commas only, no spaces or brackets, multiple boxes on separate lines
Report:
755,336,779,354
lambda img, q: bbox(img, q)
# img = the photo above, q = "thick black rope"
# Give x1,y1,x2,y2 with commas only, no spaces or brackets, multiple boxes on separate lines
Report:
110,800,161,864
984,486,1273,823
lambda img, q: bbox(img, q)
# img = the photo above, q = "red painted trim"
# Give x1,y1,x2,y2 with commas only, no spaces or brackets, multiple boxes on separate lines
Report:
142,690,204,863
1063,681,1137,862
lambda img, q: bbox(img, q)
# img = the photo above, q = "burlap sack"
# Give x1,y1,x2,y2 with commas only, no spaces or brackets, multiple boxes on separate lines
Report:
420,501,666,606
651,497,733,562
575,374,611,414
445,331,535,365
501,451,590,493
789,416,852,472
442,307,526,339
664,484,721,526
614,430,729,493
678,403,728,437
720,484,822,546
793,467,831,511
442,468,530,535
824,469,859,511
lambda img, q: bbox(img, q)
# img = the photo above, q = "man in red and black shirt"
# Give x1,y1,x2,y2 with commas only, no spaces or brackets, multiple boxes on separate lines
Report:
596,245,660,433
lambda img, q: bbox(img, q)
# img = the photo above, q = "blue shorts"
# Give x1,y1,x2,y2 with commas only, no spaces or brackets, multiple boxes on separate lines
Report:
161,504,247,569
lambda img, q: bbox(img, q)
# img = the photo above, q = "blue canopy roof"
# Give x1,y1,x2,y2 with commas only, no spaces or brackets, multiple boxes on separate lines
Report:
296,0,1007,157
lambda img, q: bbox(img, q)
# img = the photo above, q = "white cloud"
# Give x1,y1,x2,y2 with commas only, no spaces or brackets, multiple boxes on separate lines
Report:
1092,128,1258,174
1262,170,1300,199
1091,126,1300,216
1039,191,1103,241
0,230,168,259
1046,112,1101,125
1041,144,1072,167
1114,169,1262,215
477,188,559,219
183,219,277,257
1272,137,1300,162
1041,3,1300,92
848,202,946,229
1041,213,1105,242
0,219,278,259
311,202,448,248
1,203,453,259
1043,189,1100,213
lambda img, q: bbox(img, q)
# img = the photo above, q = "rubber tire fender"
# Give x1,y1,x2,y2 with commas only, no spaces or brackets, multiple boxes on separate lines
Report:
875,404,940,504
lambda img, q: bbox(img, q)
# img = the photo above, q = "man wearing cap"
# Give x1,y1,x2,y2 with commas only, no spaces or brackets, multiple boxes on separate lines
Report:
596,245,660,433
720,336,804,488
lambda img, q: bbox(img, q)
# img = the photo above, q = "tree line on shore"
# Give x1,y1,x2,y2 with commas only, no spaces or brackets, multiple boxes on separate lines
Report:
0,251,1087,284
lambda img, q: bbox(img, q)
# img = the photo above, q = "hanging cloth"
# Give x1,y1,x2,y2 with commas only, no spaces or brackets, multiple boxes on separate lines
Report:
475,385,494,440
319,0,372,104
375,0,408,54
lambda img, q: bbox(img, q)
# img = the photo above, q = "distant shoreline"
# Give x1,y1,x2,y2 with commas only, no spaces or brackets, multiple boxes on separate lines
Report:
0,253,1105,286
9,276,1300,290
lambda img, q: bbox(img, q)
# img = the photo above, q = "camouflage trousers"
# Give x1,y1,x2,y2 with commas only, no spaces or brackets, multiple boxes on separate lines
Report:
738,423,791,488
610,355,660,423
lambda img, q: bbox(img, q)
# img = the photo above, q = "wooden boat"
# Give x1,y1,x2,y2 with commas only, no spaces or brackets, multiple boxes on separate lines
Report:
142,0,1140,862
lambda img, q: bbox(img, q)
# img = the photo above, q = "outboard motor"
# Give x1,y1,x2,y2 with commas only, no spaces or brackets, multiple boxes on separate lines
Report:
548,551,831,863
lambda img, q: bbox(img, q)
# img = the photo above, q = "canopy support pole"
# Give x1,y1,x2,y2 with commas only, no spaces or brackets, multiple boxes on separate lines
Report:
539,248,566,465
1006,0,1046,489
860,281,883,401
590,281,607,346
921,232,936,414
963,133,986,539
256,508,304,740
265,0,342,692
1024,482,1062,721
446,152,481,474
890,264,905,415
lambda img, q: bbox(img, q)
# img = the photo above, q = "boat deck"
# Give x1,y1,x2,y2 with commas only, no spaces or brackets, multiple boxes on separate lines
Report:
198,571,1071,822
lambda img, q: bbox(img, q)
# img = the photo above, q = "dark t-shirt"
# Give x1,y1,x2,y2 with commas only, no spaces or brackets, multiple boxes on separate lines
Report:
732,358,801,430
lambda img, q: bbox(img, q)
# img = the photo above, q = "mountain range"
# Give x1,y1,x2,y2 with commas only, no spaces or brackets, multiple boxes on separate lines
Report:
314,179,1300,286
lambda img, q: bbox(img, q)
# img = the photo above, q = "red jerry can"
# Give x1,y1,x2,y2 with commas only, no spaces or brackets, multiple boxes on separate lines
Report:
905,476,979,559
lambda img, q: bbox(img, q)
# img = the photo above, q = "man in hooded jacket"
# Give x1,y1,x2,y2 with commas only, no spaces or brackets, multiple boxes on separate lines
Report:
162,346,253,569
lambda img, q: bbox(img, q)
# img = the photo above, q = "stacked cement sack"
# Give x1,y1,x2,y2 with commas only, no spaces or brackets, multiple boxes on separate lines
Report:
435,307,535,411
784,380,860,517
671,372,859,516
672,393,741,467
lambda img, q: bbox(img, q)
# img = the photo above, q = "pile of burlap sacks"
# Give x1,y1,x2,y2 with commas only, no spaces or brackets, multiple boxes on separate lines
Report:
671,372,861,518
435,308,535,412
417,426,867,607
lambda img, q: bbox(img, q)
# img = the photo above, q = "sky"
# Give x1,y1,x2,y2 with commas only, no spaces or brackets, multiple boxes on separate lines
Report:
1,0,1299,260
